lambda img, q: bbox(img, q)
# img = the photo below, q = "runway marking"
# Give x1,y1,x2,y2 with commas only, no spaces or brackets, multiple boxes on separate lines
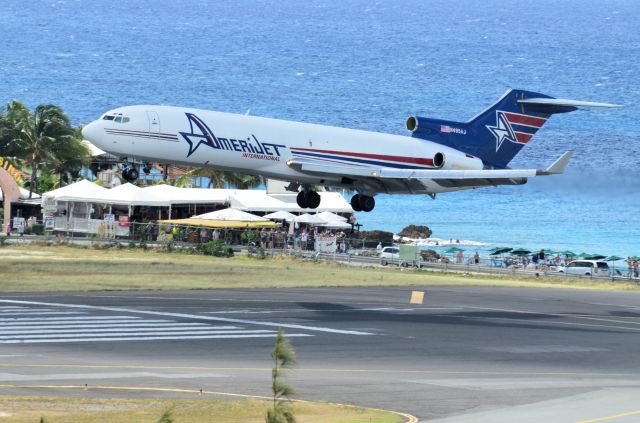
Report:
0,329,274,340
0,325,237,335
0,316,140,322
0,311,85,316
0,383,418,423
0,363,632,377
0,333,312,344
576,408,640,422
0,299,373,336
0,321,233,329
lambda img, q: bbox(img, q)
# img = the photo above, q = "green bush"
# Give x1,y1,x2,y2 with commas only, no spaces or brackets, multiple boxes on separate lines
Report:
196,240,234,257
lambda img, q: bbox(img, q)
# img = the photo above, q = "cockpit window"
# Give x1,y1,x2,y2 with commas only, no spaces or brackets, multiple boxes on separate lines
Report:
104,113,130,123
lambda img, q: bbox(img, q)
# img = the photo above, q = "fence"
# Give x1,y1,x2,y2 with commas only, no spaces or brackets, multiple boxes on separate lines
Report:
1,220,637,283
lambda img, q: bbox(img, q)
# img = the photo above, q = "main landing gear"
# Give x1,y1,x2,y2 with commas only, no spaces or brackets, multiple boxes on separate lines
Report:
296,190,321,209
350,194,375,212
122,165,139,182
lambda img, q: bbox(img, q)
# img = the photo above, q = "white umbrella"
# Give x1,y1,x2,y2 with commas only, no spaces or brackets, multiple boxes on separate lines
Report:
294,213,326,225
320,219,352,229
316,211,348,222
263,210,296,221
194,208,268,221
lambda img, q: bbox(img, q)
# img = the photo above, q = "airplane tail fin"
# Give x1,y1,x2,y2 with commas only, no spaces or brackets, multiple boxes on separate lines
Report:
407,89,621,169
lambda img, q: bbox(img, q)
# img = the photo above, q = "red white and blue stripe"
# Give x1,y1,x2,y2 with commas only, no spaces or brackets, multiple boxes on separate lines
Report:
105,128,179,142
290,147,435,169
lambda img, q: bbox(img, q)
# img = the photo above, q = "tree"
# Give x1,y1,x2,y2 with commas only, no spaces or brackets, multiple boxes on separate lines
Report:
45,126,91,188
2,101,81,197
266,328,297,423
175,167,262,189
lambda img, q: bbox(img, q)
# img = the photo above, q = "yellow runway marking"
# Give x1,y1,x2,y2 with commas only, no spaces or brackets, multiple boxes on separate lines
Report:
576,408,640,422
0,363,629,377
0,383,418,423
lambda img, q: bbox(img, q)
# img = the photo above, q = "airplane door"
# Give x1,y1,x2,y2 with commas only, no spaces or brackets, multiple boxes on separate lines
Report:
146,111,161,133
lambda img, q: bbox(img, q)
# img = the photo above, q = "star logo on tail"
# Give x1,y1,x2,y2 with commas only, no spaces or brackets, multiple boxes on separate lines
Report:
179,113,218,157
486,111,518,151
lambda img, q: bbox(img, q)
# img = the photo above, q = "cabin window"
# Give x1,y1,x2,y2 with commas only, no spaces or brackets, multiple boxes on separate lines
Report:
102,115,115,120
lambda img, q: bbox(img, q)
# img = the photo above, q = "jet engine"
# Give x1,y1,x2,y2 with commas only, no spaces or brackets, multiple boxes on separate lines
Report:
433,151,484,170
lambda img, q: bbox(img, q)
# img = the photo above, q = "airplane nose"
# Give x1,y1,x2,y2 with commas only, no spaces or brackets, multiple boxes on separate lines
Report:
81,120,101,143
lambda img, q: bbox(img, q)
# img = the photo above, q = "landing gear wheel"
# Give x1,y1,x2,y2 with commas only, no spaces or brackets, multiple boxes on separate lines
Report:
296,191,308,209
350,194,362,212
307,190,321,209
360,195,375,212
122,167,139,182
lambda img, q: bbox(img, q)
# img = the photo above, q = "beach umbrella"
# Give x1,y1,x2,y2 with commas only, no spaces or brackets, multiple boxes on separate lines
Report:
584,254,607,260
561,250,576,258
606,255,623,276
511,248,531,256
263,211,296,221
577,252,590,258
444,247,464,254
294,213,326,225
543,249,557,255
489,247,512,255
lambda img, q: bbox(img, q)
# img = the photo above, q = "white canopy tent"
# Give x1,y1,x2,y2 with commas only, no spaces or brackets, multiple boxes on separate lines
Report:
195,208,268,222
316,211,348,222
101,183,170,207
42,179,109,203
294,213,327,225
142,184,228,205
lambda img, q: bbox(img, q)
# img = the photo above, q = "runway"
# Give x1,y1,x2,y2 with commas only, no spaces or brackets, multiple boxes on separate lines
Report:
1,286,640,422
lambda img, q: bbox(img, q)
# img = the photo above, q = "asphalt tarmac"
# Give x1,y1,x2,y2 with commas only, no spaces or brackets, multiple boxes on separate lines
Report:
1,286,640,422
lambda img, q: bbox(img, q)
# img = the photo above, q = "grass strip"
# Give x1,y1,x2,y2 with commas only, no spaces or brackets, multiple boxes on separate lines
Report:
0,395,402,423
0,244,636,292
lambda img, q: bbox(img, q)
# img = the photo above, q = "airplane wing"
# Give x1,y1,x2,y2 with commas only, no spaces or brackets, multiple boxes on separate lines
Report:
288,151,572,183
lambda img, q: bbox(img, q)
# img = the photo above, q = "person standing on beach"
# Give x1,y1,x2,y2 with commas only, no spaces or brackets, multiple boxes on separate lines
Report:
634,258,639,278
627,257,633,278
474,251,480,265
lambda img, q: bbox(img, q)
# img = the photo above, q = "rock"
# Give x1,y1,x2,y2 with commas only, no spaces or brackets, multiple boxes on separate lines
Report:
398,225,432,239
349,230,394,249
420,249,440,262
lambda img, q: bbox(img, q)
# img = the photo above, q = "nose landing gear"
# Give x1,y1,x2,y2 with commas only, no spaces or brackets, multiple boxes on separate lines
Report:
350,194,375,212
296,190,321,209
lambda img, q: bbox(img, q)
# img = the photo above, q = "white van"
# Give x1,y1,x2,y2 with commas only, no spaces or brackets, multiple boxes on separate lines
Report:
558,260,610,277
379,246,400,265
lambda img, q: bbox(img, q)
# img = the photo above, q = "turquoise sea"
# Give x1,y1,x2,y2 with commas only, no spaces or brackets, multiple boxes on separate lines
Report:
1,0,639,256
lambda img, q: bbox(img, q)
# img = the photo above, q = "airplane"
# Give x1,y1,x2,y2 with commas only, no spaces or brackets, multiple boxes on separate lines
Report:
81,89,620,212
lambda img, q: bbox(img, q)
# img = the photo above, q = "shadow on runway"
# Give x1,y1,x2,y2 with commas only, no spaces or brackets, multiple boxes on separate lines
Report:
294,302,635,334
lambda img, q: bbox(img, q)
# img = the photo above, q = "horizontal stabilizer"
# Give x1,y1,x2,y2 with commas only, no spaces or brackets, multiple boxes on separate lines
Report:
518,98,622,108
538,150,573,175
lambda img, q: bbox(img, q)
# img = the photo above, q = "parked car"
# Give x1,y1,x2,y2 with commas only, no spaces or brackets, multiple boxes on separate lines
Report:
379,246,400,265
558,260,610,277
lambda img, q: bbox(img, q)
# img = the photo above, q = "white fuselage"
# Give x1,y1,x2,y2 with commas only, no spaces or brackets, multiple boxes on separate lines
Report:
82,105,484,195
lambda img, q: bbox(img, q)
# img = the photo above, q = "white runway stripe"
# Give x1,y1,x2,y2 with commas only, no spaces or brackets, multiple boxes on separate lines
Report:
0,333,313,344
0,316,140,322
0,299,373,336
0,311,86,316
0,308,68,312
0,329,275,340
0,325,237,335
0,323,238,331
0,319,173,327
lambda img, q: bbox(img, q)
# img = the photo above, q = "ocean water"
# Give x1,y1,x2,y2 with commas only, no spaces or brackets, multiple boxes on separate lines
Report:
1,0,639,256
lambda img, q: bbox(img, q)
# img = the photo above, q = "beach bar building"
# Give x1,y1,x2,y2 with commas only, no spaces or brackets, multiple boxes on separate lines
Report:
41,180,352,235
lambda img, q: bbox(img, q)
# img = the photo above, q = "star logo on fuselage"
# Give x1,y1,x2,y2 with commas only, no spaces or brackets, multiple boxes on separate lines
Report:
179,113,218,157
486,111,517,151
